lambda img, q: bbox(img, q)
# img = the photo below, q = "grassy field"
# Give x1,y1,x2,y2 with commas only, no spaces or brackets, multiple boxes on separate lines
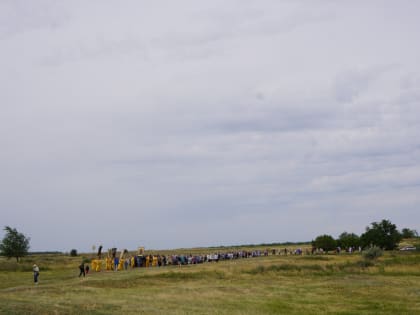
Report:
1,245,420,314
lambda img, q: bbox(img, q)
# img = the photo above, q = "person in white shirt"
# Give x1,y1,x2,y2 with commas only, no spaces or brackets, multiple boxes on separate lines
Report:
33,264,40,284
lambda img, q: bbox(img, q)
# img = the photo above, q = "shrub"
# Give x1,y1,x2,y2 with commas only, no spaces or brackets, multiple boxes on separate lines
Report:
70,249,78,257
312,234,337,252
363,246,383,261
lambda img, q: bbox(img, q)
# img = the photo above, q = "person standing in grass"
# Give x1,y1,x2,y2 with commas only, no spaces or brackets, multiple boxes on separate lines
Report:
114,256,119,271
33,264,40,284
79,262,85,277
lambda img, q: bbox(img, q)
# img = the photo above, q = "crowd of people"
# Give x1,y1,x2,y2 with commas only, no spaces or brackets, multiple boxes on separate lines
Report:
105,245,363,271
31,245,361,284
105,247,315,271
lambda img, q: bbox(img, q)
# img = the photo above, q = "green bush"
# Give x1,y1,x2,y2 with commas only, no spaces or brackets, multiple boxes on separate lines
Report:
70,249,78,257
312,234,337,252
363,246,383,260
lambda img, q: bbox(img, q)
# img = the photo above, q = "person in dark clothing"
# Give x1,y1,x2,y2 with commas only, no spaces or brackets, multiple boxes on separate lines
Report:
85,264,90,275
79,262,85,277
114,257,119,271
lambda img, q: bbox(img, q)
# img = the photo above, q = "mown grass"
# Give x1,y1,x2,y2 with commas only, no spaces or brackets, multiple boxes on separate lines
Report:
0,250,419,314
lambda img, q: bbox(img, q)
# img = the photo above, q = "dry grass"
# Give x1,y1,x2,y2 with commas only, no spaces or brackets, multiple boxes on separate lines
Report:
1,249,420,314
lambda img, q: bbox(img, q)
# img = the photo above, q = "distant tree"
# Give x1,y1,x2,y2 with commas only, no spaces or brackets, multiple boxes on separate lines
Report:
337,232,360,249
360,219,402,250
312,234,337,252
401,228,418,239
0,226,30,262
70,249,78,257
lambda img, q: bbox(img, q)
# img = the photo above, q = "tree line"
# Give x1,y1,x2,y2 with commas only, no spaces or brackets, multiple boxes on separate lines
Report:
1,220,418,262
312,219,418,252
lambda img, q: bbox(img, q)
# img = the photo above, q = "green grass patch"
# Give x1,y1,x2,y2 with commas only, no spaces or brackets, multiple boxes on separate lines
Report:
1,250,420,314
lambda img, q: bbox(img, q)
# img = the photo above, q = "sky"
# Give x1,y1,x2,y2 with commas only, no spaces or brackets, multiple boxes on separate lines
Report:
1,1,419,252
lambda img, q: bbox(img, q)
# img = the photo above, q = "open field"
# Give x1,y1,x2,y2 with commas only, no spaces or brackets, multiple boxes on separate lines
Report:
1,247,420,314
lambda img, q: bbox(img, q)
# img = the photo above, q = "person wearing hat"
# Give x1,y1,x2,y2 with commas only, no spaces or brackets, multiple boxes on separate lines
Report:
33,264,40,284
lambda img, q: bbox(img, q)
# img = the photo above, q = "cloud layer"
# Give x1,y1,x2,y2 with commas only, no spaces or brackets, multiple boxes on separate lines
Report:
1,1,419,251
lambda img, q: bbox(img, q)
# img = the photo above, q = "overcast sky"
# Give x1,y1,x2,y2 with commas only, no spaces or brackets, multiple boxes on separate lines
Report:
1,1,419,252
